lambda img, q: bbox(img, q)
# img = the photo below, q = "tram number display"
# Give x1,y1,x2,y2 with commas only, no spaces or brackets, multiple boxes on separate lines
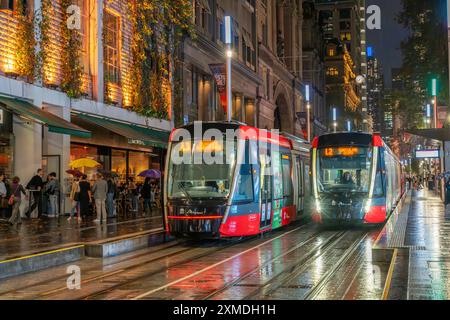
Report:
323,147,360,157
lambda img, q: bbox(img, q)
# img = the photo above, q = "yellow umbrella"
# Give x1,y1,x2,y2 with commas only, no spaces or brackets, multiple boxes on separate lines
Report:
70,158,101,169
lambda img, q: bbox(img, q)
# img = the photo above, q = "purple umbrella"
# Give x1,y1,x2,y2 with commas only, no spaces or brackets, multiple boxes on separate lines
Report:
138,169,162,179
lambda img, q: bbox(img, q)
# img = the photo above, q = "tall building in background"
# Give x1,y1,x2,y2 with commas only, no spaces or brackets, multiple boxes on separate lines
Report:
316,0,368,130
367,50,384,132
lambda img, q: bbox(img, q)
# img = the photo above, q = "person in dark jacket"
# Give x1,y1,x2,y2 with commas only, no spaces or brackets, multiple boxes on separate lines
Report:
106,177,117,218
141,177,152,215
26,169,44,218
78,175,92,218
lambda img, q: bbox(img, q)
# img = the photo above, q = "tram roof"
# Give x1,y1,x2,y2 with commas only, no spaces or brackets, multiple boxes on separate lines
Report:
171,121,293,149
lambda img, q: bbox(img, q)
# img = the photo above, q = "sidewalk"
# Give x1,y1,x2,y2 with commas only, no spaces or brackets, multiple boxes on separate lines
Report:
0,213,164,261
406,189,450,299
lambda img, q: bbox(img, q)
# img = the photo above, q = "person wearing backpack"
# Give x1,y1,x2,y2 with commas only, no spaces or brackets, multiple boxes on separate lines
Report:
8,176,27,227
45,172,60,218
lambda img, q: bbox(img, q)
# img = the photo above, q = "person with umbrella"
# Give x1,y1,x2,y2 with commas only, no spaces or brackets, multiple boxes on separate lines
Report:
67,170,82,222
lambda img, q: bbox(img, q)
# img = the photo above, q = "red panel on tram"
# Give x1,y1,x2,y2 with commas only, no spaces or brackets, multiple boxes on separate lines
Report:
364,205,387,224
219,213,262,237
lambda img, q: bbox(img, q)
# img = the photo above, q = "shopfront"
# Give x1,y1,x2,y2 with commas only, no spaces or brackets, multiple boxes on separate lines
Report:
0,108,13,176
70,113,168,184
70,143,163,183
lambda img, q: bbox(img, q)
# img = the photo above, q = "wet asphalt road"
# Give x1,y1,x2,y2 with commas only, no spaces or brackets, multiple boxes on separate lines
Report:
0,223,389,300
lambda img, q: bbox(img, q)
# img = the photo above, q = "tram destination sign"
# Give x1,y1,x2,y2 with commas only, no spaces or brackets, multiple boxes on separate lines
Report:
415,149,440,159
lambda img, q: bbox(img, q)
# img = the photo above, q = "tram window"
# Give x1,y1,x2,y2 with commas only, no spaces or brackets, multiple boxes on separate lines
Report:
281,156,292,197
232,164,254,203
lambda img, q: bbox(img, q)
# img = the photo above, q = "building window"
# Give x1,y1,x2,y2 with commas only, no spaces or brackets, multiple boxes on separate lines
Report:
340,9,351,19
194,0,211,33
104,11,120,84
340,32,351,41
340,21,351,30
242,29,255,67
328,47,336,57
326,67,339,76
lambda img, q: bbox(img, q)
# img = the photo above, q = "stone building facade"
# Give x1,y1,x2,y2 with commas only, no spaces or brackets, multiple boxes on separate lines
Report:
182,0,306,137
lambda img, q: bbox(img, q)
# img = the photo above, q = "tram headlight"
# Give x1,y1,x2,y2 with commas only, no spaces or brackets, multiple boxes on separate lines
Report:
364,199,372,213
315,200,322,213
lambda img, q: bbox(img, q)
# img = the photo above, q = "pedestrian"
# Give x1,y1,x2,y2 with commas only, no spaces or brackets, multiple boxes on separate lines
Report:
127,177,139,213
106,177,117,218
92,173,108,223
445,177,450,206
45,172,59,218
68,176,81,222
78,174,91,218
141,177,152,215
26,169,44,218
8,176,27,227
0,173,8,219
42,174,51,216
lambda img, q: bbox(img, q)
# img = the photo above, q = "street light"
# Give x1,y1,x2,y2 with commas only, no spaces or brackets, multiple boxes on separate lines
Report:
305,84,311,141
347,120,352,132
426,104,432,128
332,107,337,133
431,78,438,128
225,16,233,122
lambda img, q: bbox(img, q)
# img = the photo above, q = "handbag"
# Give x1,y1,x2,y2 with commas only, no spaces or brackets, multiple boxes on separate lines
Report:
8,185,20,206
0,197,8,208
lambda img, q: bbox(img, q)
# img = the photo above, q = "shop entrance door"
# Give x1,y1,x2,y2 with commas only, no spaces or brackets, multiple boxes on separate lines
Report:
42,155,61,215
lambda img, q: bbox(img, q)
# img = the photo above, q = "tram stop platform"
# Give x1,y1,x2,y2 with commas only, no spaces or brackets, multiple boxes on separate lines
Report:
374,188,450,300
0,213,168,280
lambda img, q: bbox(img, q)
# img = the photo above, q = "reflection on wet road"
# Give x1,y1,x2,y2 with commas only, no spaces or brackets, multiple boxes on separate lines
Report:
0,223,387,300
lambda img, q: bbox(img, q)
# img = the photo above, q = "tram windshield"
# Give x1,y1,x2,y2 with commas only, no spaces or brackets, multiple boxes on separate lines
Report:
316,146,373,194
167,140,237,200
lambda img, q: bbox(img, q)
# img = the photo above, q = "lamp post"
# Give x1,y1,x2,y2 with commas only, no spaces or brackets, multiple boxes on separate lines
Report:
332,107,337,133
432,78,438,128
305,84,311,141
225,16,233,122
426,103,432,128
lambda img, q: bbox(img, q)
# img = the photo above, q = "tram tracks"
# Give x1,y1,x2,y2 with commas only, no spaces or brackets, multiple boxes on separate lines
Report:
201,230,368,300
201,230,345,300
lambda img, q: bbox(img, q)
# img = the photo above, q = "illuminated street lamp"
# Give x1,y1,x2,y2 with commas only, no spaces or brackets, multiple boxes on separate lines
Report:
305,84,311,141
425,104,432,128
431,78,438,128
332,107,337,133
225,16,233,122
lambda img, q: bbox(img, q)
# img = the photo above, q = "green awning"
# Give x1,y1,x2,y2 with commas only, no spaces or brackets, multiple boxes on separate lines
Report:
74,113,169,149
0,96,91,139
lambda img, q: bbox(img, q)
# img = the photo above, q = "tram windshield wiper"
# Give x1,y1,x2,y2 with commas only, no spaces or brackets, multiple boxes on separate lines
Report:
177,182,193,203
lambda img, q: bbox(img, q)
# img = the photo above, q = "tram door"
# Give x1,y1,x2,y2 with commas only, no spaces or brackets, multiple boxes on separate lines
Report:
260,153,273,229
296,157,304,213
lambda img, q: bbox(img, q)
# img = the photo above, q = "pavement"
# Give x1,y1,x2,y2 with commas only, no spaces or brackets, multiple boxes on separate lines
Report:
0,211,164,261
405,189,450,299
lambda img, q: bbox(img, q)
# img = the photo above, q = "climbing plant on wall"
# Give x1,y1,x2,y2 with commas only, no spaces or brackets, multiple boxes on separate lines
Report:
129,0,194,120
60,0,83,98
37,0,52,84
14,0,36,83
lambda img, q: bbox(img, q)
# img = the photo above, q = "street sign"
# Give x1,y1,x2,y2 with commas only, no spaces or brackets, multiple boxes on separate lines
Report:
415,149,440,159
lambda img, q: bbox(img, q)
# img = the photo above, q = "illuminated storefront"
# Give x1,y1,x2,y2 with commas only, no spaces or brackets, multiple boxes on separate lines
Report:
0,108,13,176
70,114,167,183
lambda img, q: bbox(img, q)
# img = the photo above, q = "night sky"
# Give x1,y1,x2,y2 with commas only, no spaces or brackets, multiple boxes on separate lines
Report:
366,0,410,87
